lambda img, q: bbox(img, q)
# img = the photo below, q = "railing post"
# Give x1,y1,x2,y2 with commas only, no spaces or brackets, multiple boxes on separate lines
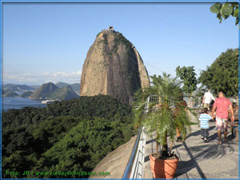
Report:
122,127,146,179
123,95,158,179
122,127,142,179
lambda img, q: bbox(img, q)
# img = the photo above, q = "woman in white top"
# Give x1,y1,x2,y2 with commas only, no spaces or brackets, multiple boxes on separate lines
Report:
202,90,215,110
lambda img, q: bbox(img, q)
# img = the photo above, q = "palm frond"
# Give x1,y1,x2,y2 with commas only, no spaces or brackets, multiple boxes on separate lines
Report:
133,72,196,155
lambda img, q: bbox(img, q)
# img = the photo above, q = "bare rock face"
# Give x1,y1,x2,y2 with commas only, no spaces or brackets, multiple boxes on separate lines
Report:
80,28,150,104
89,136,137,179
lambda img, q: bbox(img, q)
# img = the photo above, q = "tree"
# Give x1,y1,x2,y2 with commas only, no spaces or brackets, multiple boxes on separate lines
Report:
198,48,238,98
2,95,134,178
210,2,239,25
176,66,197,106
133,73,195,158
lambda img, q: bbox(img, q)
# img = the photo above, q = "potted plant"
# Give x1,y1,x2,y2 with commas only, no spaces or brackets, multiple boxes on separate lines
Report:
133,73,196,179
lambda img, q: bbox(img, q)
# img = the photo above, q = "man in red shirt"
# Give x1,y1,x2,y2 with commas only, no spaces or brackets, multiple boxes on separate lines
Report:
212,91,234,144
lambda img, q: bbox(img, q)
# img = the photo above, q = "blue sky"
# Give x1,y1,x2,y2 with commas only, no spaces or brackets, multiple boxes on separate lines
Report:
2,3,238,85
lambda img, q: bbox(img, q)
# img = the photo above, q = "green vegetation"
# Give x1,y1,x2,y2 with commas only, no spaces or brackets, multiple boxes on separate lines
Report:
97,31,132,58
176,66,197,106
102,33,108,46
20,91,33,97
210,2,239,25
3,91,19,97
96,31,141,94
112,32,141,93
55,82,70,88
70,83,80,92
3,84,35,92
30,82,58,99
50,86,78,100
2,95,134,178
30,82,79,100
114,33,132,53
198,48,238,97
133,73,195,157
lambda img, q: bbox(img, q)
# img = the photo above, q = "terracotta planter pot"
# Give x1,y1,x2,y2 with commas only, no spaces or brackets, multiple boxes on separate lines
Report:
149,153,179,179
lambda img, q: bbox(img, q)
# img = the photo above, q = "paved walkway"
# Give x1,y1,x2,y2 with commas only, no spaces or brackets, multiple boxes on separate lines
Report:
144,114,239,179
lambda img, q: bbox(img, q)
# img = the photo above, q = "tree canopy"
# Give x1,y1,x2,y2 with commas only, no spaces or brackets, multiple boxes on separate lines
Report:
210,2,239,25
176,66,197,95
198,48,238,97
2,95,134,178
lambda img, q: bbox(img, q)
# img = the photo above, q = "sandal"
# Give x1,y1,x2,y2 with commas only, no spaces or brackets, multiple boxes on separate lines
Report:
219,140,222,145
204,138,208,143
176,136,182,142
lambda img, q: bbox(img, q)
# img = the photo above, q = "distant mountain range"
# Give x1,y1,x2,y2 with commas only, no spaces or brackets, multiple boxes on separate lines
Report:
3,82,80,100
30,82,79,100
30,82,59,100
50,85,79,100
55,82,80,94
3,91,19,98
3,84,37,92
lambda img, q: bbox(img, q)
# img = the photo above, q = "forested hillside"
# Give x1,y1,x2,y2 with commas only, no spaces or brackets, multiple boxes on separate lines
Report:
2,95,134,178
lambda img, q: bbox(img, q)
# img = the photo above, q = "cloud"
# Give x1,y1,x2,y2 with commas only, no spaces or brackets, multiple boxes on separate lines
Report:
3,71,82,85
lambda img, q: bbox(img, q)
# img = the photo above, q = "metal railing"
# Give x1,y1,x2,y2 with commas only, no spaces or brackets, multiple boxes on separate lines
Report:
123,95,204,179
122,127,146,179
144,95,159,114
123,95,158,179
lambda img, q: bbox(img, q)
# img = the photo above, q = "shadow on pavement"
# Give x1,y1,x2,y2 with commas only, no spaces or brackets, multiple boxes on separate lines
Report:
175,142,207,179
186,126,215,139
175,159,196,177
208,131,218,141
144,155,150,162
175,139,236,178
172,144,183,150
146,138,156,144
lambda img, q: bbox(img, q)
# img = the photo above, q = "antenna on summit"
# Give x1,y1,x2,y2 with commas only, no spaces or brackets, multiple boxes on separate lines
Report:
102,26,118,33
108,26,114,31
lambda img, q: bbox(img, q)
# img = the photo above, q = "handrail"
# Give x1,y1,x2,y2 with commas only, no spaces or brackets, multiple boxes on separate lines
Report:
122,127,142,179
122,95,157,179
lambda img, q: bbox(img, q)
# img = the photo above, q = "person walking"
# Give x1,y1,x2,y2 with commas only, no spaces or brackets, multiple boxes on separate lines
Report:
211,91,234,144
202,89,215,110
199,108,212,142
175,93,187,142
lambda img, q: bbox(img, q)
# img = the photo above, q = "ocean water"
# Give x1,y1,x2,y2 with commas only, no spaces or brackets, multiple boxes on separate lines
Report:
2,97,47,111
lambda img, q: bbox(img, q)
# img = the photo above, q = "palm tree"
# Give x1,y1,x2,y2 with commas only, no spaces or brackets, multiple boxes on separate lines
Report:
133,73,196,158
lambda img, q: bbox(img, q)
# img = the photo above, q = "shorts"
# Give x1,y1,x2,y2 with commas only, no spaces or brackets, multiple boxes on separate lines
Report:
204,103,210,110
216,117,228,131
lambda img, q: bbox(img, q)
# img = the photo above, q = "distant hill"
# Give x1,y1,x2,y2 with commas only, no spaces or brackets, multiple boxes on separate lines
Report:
3,83,79,100
20,91,33,98
55,82,70,88
30,82,79,100
30,82,58,100
3,91,19,97
30,85,41,89
56,82,80,92
3,84,36,92
50,86,79,100
70,83,80,92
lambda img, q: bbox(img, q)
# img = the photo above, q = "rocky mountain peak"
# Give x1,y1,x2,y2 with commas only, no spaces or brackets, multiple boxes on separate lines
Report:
80,28,150,104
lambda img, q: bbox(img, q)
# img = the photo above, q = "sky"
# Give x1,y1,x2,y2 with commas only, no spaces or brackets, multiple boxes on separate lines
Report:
2,2,238,85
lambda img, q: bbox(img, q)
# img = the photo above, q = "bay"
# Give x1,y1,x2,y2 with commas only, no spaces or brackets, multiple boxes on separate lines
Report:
2,97,47,111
